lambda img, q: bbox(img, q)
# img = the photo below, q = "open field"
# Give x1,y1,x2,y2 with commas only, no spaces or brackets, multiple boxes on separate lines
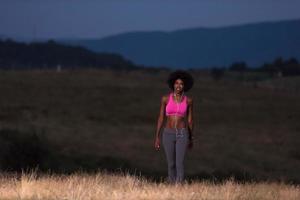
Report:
0,69,299,184
0,172,299,200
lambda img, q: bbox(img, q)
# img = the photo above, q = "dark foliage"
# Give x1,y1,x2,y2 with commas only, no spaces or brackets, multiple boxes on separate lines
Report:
258,57,300,76
0,39,137,70
0,129,134,174
229,62,248,72
0,129,50,171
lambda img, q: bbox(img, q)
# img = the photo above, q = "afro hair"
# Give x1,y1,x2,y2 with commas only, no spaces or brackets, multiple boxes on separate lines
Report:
167,70,194,92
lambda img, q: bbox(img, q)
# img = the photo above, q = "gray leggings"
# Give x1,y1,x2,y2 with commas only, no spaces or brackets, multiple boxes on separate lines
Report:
162,127,188,183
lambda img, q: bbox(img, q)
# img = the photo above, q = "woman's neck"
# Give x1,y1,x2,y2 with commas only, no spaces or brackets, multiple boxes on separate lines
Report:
174,91,183,96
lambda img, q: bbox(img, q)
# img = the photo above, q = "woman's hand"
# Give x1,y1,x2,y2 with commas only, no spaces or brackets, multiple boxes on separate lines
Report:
154,138,160,150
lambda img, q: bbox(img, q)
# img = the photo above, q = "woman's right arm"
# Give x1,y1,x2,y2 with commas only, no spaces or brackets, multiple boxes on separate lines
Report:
154,95,166,150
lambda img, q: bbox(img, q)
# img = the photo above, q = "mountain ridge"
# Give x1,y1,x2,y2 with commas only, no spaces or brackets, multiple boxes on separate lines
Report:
61,18,300,68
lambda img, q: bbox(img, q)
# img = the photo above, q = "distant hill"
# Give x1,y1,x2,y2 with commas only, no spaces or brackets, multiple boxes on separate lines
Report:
0,35,8,40
0,39,136,69
61,19,300,68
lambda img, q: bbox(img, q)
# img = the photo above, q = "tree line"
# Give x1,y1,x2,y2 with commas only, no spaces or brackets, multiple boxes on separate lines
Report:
210,57,300,81
0,39,137,70
229,57,300,76
1,38,299,76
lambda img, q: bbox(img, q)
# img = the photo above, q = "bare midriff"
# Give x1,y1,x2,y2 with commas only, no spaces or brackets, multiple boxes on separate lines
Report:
165,115,187,129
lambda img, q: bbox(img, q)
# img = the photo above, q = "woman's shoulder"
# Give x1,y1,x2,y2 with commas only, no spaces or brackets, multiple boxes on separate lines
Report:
161,93,171,103
185,95,193,105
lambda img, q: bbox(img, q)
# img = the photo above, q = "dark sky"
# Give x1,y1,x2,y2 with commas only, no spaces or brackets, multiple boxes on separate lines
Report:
1,0,300,40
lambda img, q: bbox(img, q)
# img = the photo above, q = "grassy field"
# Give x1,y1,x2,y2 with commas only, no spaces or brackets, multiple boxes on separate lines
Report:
0,171,299,200
0,69,299,185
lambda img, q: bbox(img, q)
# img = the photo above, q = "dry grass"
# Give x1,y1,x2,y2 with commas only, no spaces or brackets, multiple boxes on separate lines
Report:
0,172,299,200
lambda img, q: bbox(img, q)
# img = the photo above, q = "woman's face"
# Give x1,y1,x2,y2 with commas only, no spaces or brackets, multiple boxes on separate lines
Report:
174,79,184,93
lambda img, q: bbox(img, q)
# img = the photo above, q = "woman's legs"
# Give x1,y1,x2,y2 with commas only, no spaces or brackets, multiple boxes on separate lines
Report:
175,129,188,183
162,129,176,183
162,128,188,183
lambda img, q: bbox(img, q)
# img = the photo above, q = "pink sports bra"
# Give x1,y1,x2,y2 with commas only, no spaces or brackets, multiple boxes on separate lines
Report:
165,93,188,117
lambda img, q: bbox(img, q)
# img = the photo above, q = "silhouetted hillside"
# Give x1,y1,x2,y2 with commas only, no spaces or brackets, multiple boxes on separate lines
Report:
0,39,137,70
62,19,300,68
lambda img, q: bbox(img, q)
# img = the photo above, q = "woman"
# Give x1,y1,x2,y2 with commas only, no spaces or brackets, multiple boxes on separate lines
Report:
154,70,194,184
